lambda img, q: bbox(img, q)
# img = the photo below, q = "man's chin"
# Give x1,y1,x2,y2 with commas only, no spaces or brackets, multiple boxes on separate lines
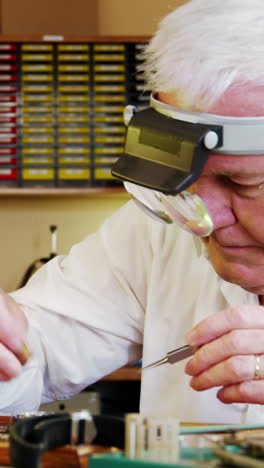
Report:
243,285,264,295
216,270,264,295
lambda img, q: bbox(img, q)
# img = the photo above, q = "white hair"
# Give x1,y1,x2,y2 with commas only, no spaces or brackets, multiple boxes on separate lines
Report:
142,0,264,110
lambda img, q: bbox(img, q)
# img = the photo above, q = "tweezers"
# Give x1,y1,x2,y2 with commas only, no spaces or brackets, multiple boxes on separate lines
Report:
142,344,197,371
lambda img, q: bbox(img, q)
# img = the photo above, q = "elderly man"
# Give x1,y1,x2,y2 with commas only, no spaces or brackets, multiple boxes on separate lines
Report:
0,0,264,423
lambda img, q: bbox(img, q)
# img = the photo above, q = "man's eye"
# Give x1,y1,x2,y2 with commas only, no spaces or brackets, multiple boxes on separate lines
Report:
230,180,247,189
221,176,243,188
232,180,261,189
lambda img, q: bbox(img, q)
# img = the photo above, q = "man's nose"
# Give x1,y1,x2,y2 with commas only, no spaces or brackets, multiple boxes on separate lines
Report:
192,179,237,232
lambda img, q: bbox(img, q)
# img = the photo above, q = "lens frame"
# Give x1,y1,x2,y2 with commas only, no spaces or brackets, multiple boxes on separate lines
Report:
124,182,213,237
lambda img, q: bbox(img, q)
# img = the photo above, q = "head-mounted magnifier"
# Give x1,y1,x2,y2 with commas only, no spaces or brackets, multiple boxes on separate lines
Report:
111,94,264,237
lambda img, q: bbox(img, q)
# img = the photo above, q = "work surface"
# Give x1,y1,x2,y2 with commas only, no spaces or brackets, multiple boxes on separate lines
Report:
2,416,264,468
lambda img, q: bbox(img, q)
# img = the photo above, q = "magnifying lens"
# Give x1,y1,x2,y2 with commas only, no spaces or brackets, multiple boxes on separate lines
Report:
124,181,213,237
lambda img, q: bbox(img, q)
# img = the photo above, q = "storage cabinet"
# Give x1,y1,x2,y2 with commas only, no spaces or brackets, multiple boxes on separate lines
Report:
0,36,149,193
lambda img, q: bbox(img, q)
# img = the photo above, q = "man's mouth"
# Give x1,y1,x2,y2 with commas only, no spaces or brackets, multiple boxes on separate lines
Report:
209,236,264,258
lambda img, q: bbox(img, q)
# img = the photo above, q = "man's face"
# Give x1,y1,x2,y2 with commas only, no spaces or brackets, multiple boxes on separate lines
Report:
159,87,264,295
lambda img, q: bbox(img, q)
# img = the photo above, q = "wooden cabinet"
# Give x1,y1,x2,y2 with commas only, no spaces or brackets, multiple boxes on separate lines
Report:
102,366,141,381
0,35,149,193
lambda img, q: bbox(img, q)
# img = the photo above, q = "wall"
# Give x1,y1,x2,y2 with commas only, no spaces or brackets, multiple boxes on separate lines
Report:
2,193,128,292
98,0,187,35
0,0,187,37
1,0,99,35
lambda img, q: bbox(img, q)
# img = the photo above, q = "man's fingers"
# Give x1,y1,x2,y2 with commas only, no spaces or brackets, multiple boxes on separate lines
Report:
185,305,264,405
217,380,264,404
186,305,264,347
0,342,23,379
0,290,29,362
189,354,257,391
186,329,264,375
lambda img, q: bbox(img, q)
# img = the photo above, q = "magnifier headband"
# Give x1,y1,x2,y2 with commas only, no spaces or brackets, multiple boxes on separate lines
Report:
151,94,264,155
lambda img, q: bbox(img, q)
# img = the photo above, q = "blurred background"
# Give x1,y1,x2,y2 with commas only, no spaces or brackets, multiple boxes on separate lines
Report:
0,0,186,291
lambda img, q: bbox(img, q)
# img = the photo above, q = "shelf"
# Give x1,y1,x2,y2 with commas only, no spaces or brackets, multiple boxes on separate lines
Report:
102,366,141,381
0,187,128,197
0,35,150,43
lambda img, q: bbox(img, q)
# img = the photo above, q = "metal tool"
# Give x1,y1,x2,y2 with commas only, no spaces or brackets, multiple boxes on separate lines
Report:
142,344,197,371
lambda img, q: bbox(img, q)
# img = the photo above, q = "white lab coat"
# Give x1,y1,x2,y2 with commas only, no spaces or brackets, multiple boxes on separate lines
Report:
2,200,264,423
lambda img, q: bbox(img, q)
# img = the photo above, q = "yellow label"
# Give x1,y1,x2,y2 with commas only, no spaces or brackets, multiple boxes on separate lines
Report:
94,44,125,52
58,44,90,51
58,168,90,180
23,127,54,134
59,157,90,164
58,64,89,72
58,126,90,134
22,54,53,61
94,105,124,113
94,115,123,123
22,64,53,72
94,95,125,103
94,85,125,92
58,106,89,113
58,147,90,155
22,74,53,82
94,74,125,82
95,136,125,143
22,136,54,144
22,85,53,93
58,136,90,144
22,147,53,155
58,54,89,61
94,54,125,61
22,44,53,51
58,115,90,123
95,147,123,154
58,85,89,93
94,125,125,133
95,156,118,165
22,157,54,165
94,167,115,179
58,75,89,82
22,116,54,124
23,95,54,103
22,168,54,180
58,95,89,103
22,106,53,113
94,64,125,72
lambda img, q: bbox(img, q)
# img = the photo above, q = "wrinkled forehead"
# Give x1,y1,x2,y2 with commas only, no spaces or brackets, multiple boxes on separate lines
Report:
159,85,264,118
206,85,264,117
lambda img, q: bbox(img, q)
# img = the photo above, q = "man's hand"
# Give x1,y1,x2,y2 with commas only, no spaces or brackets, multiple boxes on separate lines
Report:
0,289,30,380
185,305,264,404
